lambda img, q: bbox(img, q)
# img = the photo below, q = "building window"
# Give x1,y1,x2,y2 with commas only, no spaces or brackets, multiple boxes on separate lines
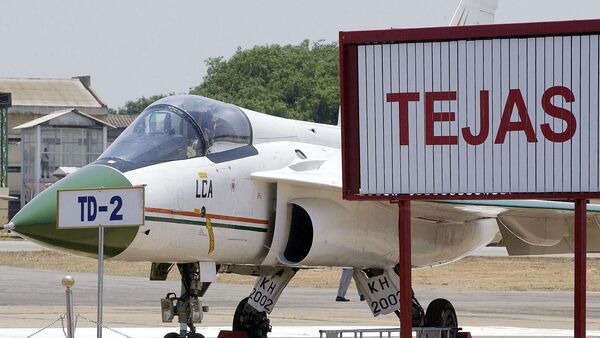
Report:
39,127,103,172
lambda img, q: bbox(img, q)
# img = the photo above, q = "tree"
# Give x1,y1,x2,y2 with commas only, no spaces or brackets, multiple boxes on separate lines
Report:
190,40,339,124
114,94,168,115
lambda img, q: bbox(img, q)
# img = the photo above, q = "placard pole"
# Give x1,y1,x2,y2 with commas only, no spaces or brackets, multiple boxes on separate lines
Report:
398,200,412,338
574,199,586,338
97,225,104,338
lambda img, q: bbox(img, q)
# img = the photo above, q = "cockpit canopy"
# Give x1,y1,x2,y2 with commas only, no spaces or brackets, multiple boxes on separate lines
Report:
99,95,252,169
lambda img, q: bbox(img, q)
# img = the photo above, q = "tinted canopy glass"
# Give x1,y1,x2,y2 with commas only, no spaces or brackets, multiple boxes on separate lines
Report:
98,95,252,168
100,104,201,164
156,95,252,154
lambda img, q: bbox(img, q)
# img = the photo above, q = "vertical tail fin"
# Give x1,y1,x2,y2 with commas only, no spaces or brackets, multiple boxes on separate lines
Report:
450,0,498,26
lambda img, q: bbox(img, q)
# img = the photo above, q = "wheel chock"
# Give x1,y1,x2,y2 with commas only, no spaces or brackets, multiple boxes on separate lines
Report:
457,332,472,338
217,331,249,338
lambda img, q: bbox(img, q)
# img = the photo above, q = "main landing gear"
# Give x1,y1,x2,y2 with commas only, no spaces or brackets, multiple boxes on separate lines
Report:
388,266,458,338
159,263,211,338
232,297,271,338
409,295,458,338
408,291,458,332
355,267,458,338
225,267,297,338
422,298,458,338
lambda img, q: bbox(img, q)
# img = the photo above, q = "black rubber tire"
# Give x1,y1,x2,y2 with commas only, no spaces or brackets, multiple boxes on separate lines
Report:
425,298,458,338
163,333,180,338
232,297,249,331
188,333,205,338
232,297,268,338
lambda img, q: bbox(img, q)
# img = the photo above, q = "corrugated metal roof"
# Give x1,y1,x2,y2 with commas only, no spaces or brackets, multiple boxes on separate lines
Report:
105,114,138,128
13,108,115,129
0,78,105,107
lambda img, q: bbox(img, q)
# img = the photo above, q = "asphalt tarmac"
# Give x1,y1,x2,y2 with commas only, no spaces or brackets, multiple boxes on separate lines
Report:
2,240,600,337
1,265,600,337
5,239,600,258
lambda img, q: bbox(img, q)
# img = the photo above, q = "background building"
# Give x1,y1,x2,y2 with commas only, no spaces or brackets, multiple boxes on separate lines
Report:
0,76,110,216
15,109,113,206
106,114,138,143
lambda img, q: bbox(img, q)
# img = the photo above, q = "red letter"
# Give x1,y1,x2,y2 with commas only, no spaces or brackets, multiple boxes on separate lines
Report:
540,86,576,142
425,91,458,145
462,90,490,145
387,92,420,145
494,89,537,144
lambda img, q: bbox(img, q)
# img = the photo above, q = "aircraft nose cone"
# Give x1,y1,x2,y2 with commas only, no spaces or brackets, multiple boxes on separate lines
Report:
10,165,139,257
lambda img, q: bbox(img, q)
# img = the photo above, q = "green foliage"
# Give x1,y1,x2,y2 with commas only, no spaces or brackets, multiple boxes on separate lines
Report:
114,94,168,115
190,40,339,124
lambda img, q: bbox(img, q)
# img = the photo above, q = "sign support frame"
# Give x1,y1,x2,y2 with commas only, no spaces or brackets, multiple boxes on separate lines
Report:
339,19,600,338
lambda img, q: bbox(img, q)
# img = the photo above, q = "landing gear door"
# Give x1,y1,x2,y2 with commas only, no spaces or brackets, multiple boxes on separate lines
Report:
354,269,400,317
247,269,296,314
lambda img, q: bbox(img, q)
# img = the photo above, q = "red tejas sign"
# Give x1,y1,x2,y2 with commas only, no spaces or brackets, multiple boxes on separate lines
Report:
340,20,600,200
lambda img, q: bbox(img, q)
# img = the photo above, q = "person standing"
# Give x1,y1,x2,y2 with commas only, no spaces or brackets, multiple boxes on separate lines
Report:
41,148,50,179
336,268,353,302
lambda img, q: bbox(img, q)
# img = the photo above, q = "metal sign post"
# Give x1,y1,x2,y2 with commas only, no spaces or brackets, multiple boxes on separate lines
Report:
574,199,587,337
97,225,104,338
397,201,412,338
56,186,144,338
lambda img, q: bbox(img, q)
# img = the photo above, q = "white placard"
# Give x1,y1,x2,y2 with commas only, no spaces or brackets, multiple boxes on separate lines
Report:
354,271,400,317
247,269,296,314
57,187,144,228
354,34,600,196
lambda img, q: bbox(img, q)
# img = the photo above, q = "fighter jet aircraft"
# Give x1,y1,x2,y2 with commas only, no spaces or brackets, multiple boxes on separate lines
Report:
5,92,600,338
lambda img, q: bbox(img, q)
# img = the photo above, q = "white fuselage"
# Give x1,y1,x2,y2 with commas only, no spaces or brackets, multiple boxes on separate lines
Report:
112,108,498,268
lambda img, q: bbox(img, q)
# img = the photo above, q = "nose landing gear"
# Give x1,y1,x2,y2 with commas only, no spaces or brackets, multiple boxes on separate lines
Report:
161,263,211,338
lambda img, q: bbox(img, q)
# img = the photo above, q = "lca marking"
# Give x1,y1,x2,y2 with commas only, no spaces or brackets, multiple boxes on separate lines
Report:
195,179,213,199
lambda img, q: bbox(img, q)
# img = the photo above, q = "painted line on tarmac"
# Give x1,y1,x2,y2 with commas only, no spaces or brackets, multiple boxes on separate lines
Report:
1,326,599,337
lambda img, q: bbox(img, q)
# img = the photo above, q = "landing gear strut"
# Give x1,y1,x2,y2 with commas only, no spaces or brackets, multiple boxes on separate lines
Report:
410,292,426,327
161,263,210,338
356,267,457,337
224,267,297,338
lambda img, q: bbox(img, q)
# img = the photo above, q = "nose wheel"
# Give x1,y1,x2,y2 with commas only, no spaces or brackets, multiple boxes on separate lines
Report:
164,333,205,338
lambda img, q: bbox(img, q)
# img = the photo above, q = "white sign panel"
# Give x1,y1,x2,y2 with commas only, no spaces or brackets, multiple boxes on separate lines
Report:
357,34,600,195
362,274,400,316
353,269,400,317
57,187,144,228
